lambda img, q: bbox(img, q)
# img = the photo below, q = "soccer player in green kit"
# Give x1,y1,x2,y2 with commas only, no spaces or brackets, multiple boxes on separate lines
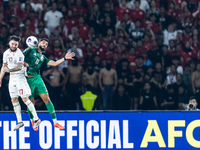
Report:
24,38,75,131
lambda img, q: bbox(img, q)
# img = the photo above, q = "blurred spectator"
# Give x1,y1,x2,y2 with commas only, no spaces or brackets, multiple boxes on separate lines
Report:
186,96,200,111
191,62,200,96
139,82,157,110
82,63,99,93
131,70,143,110
161,85,177,110
63,57,83,110
148,40,162,66
99,60,118,110
147,0,160,17
43,66,65,110
115,12,135,34
67,40,83,62
112,84,130,110
166,64,177,87
163,24,177,46
88,4,101,34
130,0,146,23
130,19,145,41
178,85,189,110
100,2,116,25
44,2,63,32
115,0,131,21
182,64,192,95
35,21,50,38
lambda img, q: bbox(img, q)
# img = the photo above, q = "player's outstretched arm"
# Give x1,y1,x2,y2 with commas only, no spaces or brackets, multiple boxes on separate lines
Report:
47,52,75,66
4,64,23,73
0,63,7,87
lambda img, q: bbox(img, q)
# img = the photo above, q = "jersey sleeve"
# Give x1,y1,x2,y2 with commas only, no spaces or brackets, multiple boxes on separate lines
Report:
43,55,50,65
17,51,24,64
3,52,7,64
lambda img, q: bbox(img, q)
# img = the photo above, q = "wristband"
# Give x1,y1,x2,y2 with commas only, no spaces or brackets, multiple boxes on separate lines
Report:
64,57,67,61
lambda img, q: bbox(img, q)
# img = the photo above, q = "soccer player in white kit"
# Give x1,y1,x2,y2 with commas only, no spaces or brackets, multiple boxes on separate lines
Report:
0,35,41,131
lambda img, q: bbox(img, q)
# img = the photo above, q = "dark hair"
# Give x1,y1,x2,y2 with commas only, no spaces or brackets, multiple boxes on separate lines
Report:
189,96,197,101
134,0,140,4
9,35,21,42
39,38,49,44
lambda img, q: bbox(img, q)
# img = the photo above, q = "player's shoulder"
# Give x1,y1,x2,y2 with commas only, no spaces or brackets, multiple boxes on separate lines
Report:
24,47,37,52
4,48,10,54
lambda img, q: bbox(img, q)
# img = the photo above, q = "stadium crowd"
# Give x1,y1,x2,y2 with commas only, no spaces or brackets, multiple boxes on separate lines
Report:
0,0,200,111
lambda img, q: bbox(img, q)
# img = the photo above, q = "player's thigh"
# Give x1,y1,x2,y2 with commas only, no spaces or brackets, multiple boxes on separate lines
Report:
16,77,32,98
26,77,36,99
35,76,48,95
8,79,18,99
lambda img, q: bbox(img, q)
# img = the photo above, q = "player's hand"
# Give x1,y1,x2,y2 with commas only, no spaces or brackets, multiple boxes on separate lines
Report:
65,52,75,60
3,67,8,73
24,62,29,67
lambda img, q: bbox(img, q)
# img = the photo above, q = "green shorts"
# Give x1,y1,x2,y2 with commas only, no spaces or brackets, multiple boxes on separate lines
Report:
26,75,48,99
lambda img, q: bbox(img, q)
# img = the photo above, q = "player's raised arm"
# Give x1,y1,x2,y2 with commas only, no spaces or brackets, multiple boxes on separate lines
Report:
47,52,75,66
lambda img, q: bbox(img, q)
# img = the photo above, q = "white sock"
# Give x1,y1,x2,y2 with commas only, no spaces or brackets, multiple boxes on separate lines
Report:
53,119,57,125
13,102,22,123
25,99,39,121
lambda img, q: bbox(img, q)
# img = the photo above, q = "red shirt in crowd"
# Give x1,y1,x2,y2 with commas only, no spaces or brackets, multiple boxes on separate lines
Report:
65,17,78,34
145,22,159,33
70,6,88,17
167,10,181,20
130,9,146,22
53,48,63,59
115,7,131,21
4,7,22,18
78,24,89,41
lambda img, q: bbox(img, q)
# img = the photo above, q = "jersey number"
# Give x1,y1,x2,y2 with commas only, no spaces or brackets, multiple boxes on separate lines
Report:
35,59,39,64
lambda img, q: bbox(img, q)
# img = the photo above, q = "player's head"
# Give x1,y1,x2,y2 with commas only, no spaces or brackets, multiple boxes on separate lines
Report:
9,35,21,52
38,38,49,52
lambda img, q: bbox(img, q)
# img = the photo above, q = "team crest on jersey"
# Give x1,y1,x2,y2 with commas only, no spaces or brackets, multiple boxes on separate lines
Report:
34,53,36,56
41,55,44,60
9,57,13,62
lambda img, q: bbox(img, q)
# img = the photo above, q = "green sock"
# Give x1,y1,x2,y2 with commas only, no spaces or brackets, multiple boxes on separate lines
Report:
27,107,34,120
46,102,57,120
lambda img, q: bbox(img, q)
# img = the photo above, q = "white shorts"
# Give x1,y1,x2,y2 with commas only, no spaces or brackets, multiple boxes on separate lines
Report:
9,74,31,98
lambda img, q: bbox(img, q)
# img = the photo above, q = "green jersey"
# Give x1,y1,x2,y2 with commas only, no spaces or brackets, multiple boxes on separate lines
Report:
23,47,50,75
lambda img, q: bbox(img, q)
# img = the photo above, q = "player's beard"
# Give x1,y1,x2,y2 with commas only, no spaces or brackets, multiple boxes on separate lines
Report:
9,47,17,52
38,46,46,53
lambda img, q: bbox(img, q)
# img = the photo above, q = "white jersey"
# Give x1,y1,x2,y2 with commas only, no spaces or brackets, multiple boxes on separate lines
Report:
3,48,26,75
3,48,31,98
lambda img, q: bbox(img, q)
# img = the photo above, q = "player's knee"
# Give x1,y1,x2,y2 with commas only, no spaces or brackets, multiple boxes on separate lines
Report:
11,98,18,103
43,96,51,104
22,97,29,103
